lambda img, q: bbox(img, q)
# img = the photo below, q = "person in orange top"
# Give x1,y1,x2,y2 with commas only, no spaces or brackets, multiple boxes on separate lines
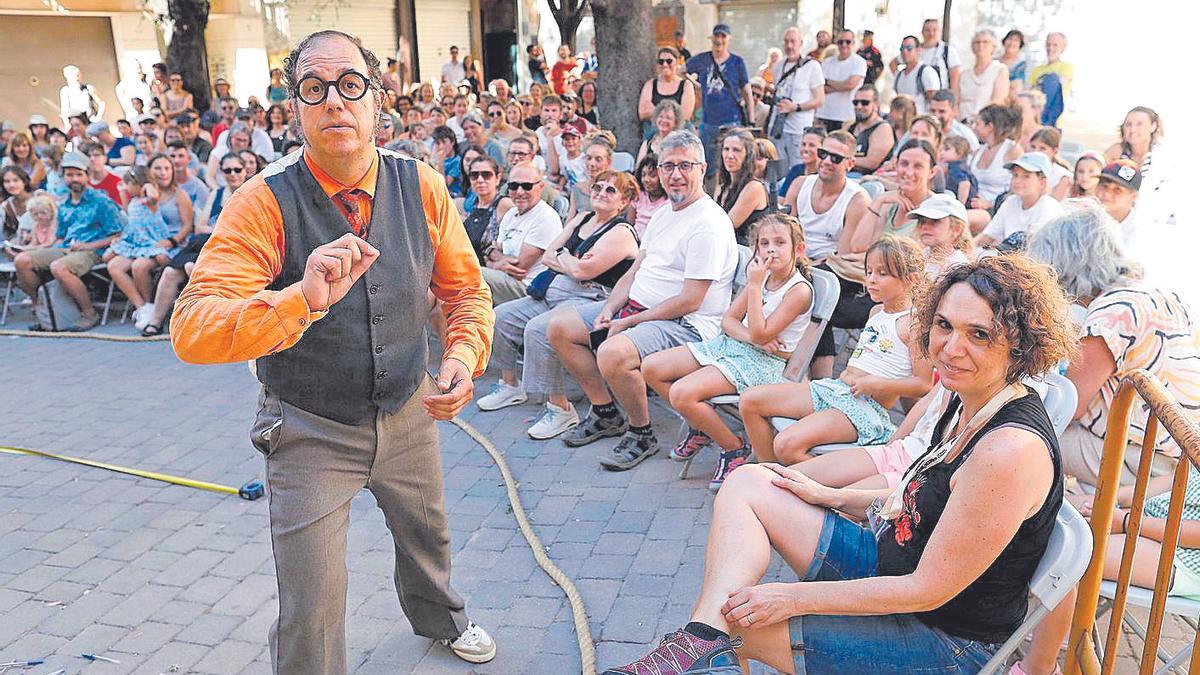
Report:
170,30,497,673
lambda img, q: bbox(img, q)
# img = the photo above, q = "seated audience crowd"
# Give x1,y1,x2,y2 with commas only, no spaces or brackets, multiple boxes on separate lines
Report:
1,18,1190,675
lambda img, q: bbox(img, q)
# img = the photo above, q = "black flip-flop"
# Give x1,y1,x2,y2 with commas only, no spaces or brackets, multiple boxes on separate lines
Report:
141,324,162,336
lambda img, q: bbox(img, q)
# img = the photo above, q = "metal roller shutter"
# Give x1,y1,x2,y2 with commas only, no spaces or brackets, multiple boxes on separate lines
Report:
413,0,471,85
286,0,397,64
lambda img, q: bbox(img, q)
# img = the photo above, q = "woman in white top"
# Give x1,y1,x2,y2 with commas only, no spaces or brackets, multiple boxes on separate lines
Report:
644,214,815,490
740,234,935,465
968,103,1023,212
959,30,1009,120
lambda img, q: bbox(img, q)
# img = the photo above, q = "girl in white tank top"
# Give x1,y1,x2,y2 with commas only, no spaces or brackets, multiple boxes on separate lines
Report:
643,215,815,490
739,234,935,465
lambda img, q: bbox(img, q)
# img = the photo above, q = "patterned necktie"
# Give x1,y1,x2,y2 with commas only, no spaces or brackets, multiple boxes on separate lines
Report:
333,189,368,238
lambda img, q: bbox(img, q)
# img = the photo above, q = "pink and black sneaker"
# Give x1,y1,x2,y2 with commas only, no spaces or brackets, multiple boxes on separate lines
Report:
709,444,751,491
670,428,712,462
601,624,743,675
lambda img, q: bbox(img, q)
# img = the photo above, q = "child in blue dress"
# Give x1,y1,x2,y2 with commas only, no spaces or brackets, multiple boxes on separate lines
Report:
104,166,174,324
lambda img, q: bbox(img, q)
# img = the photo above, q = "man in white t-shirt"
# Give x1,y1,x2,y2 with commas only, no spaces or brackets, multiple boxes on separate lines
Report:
976,152,1064,247
767,26,826,172
546,130,737,470
441,46,466,85
894,35,942,114
816,30,867,131
482,162,562,305
917,18,962,98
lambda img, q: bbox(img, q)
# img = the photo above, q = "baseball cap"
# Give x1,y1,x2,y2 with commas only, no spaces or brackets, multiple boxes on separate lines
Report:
61,151,89,172
1004,152,1052,176
136,113,157,125
561,125,582,138
177,112,197,125
909,193,968,223
712,23,732,36
86,120,110,136
214,77,230,86
28,114,49,126
1098,160,1142,192
1,121,13,132
235,107,253,119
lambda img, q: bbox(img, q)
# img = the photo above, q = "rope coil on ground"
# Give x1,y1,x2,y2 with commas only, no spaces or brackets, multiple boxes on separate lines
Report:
0,329,169,341
451,417,598,675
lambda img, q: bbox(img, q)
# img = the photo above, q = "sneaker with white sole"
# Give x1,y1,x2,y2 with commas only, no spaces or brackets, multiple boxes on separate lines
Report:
476,381,528,411
133,303,155,330
528,401,580,440
442,621,496,664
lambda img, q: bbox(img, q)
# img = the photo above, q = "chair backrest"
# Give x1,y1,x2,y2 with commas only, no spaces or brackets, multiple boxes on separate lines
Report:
612,151,635,173
1041,371,1078,438
732,245,753,293
782,266,840,381
978,502,1094,674
860,179,886,200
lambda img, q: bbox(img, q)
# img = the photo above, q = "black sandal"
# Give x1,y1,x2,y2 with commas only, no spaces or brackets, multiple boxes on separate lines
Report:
141,324,162,336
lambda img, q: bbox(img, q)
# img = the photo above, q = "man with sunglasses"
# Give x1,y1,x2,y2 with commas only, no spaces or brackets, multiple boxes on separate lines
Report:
765,26,825,173
483,161,563,305
846,86,894,175
171,30,497,674
895,35,942,114
816,30,867,132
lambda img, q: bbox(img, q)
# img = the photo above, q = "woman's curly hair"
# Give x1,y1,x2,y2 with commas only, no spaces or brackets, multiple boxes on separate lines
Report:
913,253,1078,383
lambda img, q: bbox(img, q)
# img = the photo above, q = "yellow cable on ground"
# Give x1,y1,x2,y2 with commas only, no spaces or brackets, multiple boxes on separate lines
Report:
0,329,169,342
450,417,598,675
0,445,240,495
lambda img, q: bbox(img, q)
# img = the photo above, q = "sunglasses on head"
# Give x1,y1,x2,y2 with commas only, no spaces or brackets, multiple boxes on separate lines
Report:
590,183,618,196
817,148,848,164
507,181,537,192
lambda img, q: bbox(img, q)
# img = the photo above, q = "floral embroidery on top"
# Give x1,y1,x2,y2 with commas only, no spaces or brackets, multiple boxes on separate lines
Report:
893,473,926,546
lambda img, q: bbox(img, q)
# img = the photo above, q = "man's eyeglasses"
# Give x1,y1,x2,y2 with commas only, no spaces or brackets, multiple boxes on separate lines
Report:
469,170,495,180
657,58,675,66
852,99,873,106
222,167,244,174
658,161,699,175
590,183,618,196
835,39,853,46
817,148,848,164
294,71,373,106
508,181,538,192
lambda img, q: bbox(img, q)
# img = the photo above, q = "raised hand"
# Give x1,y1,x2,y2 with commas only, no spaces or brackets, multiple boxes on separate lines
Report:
300,233,380,312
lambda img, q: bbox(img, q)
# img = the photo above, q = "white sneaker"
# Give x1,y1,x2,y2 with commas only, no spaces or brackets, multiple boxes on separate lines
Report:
476,381,527,411
133,303,155,330
441,621,496,664
528,401,580,440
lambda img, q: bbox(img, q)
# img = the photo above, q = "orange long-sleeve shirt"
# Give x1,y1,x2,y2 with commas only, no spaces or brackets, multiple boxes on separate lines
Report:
171,149,493,377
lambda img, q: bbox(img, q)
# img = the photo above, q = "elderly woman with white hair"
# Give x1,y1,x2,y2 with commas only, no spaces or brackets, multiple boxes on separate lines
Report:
958,29,1010,120
1026,202,1200,491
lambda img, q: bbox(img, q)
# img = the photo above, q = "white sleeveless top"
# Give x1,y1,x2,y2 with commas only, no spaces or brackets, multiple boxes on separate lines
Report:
848,307,913,379
743,271,813,352
970,139,1016,202
794,176,866,261
958,61,1005,118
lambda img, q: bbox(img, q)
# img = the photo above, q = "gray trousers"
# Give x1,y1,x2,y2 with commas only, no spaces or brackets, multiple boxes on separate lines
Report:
493,275,607,398
252,378,467,675
776,131,804,174
482,266,528,306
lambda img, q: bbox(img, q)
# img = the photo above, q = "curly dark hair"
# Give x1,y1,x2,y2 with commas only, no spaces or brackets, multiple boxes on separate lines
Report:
913,253,1078,383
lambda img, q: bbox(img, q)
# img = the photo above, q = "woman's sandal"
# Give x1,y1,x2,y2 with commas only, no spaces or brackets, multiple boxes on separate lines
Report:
141,324,163,337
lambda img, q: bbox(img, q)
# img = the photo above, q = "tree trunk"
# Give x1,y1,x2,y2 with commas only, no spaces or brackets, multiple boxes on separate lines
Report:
167,0,212,112
590,0,653,155
547,0,588,50
942,0,953,43
832,0,845,33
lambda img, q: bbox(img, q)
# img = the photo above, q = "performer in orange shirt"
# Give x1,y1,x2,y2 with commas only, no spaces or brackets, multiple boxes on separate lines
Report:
171,30,497,674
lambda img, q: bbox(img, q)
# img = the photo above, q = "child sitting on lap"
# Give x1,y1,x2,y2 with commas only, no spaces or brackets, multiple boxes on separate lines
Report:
643,214,815,490
739,234,934,465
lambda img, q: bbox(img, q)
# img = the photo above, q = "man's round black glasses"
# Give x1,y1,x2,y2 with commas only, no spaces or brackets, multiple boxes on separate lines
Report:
294,71,374,106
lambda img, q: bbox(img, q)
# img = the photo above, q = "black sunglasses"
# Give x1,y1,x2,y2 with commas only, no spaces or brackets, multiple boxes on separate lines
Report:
294,71,373,106
852,99,873,106
508,181,538,192
222,167,244,174
835,39,853,45
469,170,495,180
488,111,504,118
817,148,848,164
657,58,675,65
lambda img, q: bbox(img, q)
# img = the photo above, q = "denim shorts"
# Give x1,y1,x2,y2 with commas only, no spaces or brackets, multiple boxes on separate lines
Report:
790,510,999,674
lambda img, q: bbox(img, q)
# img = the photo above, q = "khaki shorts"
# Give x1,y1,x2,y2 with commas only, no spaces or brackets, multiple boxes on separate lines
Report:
1060,420,1177,492
22,248,100,277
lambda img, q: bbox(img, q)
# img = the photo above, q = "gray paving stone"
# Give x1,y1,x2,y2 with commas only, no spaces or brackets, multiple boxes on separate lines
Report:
192,639,261,674
176,613,242,646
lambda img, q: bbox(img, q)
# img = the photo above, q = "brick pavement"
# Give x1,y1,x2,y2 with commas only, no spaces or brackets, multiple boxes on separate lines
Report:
0,316,1187,673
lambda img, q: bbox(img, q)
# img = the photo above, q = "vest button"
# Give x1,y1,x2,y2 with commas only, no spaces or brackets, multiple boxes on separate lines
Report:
369,284,380,294
372,315,384,324
377,370,388,380
298,317,307,326
375,345,383,355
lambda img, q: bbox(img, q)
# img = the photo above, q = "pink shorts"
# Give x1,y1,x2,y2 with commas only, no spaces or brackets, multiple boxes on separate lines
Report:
865,438,912,490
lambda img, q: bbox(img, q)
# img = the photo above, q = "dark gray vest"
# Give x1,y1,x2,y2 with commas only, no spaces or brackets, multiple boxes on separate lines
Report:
256,151,433,425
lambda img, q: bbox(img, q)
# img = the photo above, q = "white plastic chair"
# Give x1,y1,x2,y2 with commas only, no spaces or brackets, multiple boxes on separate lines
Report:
978,502,1094,674
612,151,635,173
678,266,841,479
0,261,15,325
1094,581,1200,674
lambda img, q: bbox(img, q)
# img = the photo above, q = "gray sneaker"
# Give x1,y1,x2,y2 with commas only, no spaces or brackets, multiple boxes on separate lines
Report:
598,431,659,471
563,410,628,447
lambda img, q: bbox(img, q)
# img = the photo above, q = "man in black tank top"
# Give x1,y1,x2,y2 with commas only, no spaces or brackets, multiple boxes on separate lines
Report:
846,85,893,174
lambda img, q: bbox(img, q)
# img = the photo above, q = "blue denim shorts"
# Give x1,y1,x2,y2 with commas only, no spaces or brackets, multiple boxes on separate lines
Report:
790,510,999,674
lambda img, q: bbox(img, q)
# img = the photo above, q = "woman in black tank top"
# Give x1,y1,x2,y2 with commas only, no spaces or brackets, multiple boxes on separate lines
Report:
638,46,695,125
598,255,1080,675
